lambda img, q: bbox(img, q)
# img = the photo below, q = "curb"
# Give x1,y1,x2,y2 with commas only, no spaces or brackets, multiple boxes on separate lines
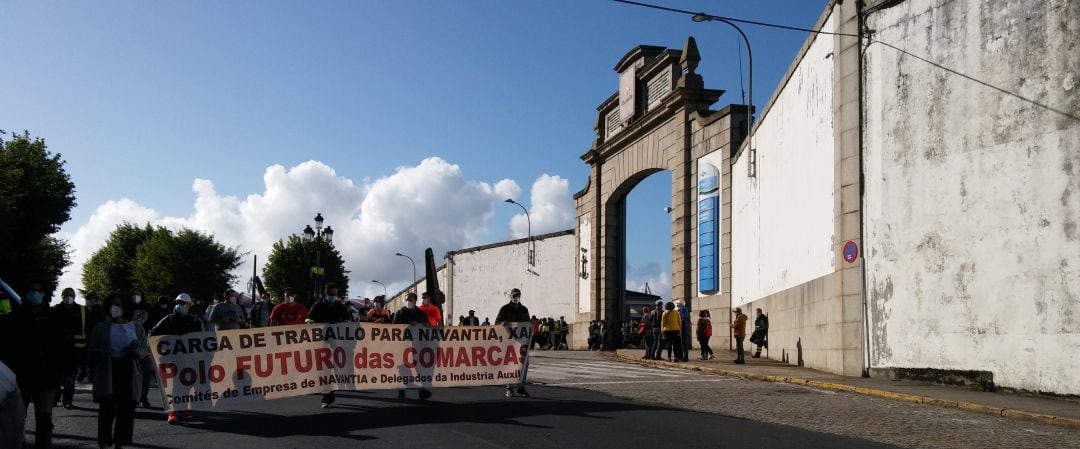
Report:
612,352,1080,430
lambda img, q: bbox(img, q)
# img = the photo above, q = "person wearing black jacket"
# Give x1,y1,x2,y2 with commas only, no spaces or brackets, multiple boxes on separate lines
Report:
307,283,350,408
150,293,202,424
495,288,530,398
393,293,432,400
52,287,85,409
649,300,664,359
0,283,71,448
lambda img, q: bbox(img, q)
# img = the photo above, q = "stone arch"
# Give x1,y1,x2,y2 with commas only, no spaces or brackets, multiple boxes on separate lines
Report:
572,37,750,347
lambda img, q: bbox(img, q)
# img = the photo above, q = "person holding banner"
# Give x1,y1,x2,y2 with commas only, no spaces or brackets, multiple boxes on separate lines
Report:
393,293,433,400
418,291,443,327
150,293,202,424
495,288,531,398
210,289,247,331
270,287,307,326
88,292,149,449
365,296,392,323
307,283,350,408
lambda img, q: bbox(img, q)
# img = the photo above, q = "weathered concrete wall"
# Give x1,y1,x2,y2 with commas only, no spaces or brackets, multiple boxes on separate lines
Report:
447,232,577,329
729,9,836,307
864,0,1080,394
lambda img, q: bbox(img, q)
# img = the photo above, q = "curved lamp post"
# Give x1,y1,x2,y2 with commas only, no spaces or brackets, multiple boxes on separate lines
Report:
394,253,417,294
371,280,387,297
504,198,534,266
692,12,755,177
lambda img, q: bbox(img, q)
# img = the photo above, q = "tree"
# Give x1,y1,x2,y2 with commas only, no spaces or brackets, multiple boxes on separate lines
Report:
81,223,156,296
263,235,348,305
0,131,77,294
132,228,243,303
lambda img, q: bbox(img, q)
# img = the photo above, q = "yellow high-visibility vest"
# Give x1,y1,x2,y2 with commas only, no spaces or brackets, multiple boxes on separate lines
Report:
74,305,88,349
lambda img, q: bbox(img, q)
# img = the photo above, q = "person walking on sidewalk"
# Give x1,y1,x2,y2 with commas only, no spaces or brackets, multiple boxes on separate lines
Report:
732,307,748,364
696,310,714,360
649,300,664,359
676,299,691,361
661,301,685,362
750,308,769,358
495,288,531,398
640,305,654,359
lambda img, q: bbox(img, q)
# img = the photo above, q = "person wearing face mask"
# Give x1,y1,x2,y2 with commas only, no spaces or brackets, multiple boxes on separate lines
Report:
52,287,85,409
247,291,273,328
393,292,433,400
418,291,443,327
82,293,107,382
150,293,202,425
365,296,392,323
0,283,70,448
270,287,308,326
209,289,247,331
495,288,531,398
88,292,148,449
127,288,156,409
306,283,350,408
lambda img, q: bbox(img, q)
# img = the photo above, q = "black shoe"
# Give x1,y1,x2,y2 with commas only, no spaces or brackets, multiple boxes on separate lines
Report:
63,403,73,409
321,392,335,408
397,389,406,399
138,400,152,409
418,389,431,401
515,387,530,398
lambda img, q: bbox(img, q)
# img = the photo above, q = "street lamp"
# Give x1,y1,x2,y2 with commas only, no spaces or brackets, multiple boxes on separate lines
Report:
371,280,387,297
302,213,334,300
394,253,417,294
504,198,534,265
692,12,755,177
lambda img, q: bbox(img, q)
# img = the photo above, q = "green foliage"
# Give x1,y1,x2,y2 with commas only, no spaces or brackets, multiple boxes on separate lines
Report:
81,223,156,296
82,223,242,303
263,235,348,305
0,131,76,293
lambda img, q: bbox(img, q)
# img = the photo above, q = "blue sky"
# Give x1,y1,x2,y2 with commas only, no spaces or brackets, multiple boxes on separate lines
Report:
1,0,829,299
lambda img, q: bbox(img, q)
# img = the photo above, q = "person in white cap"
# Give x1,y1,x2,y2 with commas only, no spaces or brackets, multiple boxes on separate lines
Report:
149,293,202,424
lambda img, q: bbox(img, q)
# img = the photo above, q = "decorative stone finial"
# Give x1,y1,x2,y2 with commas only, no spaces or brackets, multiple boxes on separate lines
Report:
680,36,701,75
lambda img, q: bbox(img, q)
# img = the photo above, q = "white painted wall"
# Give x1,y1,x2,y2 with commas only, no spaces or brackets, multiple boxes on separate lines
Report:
727,13,837,308
448,233,577,324
577,214,592,314
864,0,1080,394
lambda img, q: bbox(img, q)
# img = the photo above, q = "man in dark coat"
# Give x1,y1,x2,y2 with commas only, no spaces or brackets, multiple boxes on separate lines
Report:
0,283,71,448
750,308,769,358
52,287,84,409
307,283,350,408
150,293,203,424
495,288,531,398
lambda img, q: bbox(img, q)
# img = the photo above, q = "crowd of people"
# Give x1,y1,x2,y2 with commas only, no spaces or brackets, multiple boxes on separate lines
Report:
0,282,535,448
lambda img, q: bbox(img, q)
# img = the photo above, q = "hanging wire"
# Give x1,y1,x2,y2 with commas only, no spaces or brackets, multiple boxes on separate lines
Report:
611,0,1079,122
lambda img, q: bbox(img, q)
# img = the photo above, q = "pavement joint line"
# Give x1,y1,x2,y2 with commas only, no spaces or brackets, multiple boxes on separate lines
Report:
611,352,1080,430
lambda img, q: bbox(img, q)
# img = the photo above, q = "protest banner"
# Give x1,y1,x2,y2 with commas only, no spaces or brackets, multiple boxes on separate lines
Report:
149,322,532,411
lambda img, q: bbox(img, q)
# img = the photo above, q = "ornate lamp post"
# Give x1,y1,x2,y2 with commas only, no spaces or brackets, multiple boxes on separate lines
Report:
302,213,333,300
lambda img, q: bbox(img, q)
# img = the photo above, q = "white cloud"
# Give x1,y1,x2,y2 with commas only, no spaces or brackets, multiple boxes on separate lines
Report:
509,174,574,239
56,157,542,299
625,261,672,301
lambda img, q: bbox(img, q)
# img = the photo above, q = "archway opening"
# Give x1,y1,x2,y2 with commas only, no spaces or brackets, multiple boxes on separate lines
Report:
618,169,672,347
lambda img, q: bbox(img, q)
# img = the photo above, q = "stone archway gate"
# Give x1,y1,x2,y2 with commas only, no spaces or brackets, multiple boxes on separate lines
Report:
572,37,749,347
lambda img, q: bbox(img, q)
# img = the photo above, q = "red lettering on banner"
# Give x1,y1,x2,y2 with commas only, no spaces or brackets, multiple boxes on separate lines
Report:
296,350,314,372
235,356,252,380
159,363,176,388
438,347,454,367
315,347,333,370
487,345,503,365
334,347,347,368
256,353,274,377
273,352,292,375
471,347,487,366
504,345,520,365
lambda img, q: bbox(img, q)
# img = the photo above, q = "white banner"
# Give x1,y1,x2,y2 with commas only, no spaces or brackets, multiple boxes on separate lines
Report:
150,322,532,411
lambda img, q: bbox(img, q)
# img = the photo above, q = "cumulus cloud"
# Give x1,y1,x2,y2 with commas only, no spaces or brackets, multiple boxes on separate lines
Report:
509,174,574,239
625,261,672,301
56,158,580,299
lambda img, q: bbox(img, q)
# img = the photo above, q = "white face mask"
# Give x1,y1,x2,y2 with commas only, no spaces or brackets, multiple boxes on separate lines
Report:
63,296,75,305
109,305,123,319
132,295,142,304
286,295,295,303
405,301,416,309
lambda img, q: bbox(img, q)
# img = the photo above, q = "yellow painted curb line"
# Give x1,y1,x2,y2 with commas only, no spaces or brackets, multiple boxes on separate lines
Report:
613,352,1080,429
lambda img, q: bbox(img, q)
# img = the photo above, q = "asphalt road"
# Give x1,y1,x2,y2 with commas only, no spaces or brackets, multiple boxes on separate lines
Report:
29,351,901,449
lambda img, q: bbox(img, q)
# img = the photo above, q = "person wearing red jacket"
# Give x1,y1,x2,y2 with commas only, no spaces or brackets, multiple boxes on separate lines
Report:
418,291,442,327
696,310,714,360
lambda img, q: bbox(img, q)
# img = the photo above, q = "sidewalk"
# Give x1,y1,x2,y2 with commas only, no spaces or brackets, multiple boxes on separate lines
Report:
613,348,1080,429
